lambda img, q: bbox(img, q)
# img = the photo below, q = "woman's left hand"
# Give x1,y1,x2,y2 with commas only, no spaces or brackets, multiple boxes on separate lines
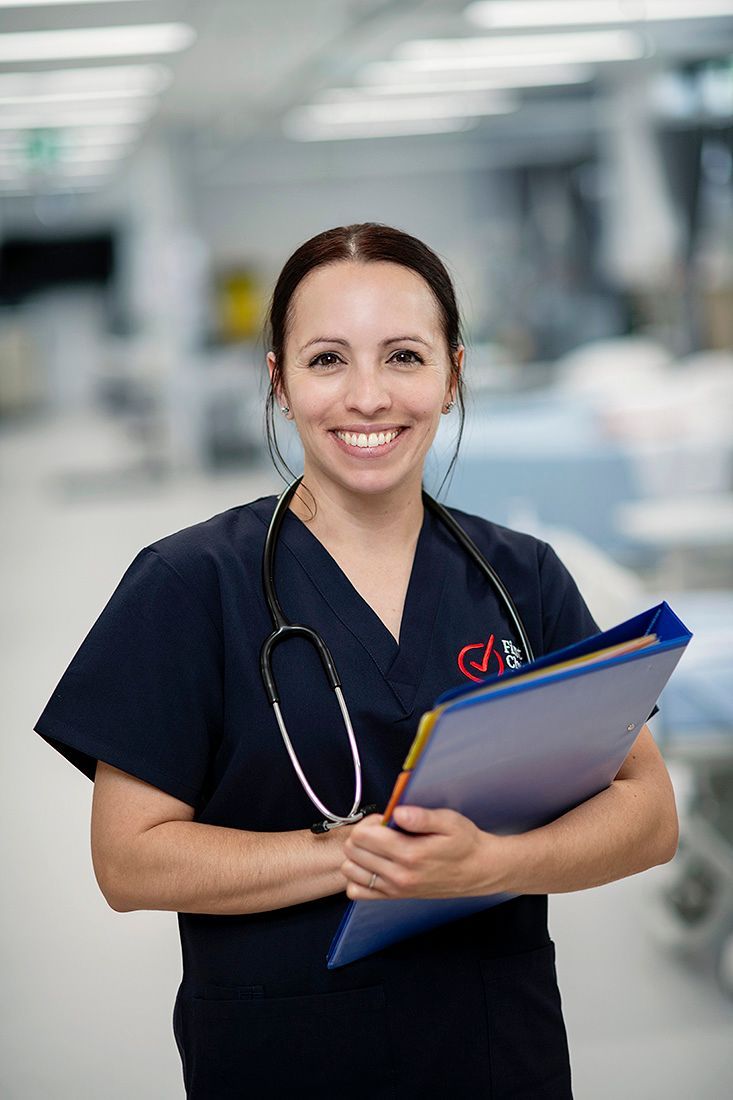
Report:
341,804,508,900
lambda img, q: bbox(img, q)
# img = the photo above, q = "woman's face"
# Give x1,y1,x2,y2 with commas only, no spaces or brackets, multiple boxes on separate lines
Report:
268,260,463,502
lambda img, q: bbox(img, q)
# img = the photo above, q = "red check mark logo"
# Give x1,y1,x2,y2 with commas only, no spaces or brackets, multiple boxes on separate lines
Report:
457,634,505,683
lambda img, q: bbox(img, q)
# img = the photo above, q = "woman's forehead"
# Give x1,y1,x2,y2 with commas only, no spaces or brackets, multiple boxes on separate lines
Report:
288,261,441,339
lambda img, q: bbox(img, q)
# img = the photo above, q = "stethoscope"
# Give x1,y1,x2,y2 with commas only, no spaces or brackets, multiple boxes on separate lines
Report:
260,476,535,834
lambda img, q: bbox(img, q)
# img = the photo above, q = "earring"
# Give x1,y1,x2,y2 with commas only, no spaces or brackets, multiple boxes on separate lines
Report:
280,405,290,416
442,400,455,414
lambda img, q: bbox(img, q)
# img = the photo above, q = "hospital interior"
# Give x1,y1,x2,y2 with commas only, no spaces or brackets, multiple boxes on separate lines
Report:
2,1,733,1097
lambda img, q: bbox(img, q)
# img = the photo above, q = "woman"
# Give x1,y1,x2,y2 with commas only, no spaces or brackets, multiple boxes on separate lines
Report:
34,223,679,1099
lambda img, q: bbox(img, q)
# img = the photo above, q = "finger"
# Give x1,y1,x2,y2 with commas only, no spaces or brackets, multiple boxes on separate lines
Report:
340,858,381,889
345,878,389,901
341,850,403,886
392,805,457,834
346,826,412,865
341,859,392,900
359,813,385,825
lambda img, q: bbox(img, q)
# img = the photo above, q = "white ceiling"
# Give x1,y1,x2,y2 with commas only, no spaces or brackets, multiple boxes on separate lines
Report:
0,0,731,193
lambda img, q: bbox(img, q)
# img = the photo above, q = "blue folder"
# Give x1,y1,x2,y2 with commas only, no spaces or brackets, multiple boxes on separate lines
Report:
327,601,692,969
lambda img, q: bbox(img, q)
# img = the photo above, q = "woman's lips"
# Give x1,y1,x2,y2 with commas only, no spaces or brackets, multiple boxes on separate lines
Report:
330,426,407,458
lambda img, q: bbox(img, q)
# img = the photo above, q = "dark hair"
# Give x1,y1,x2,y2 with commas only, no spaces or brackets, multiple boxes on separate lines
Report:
263,222,466,497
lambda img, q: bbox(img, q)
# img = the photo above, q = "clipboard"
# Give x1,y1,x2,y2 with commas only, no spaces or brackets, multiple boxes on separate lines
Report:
327,601,692,969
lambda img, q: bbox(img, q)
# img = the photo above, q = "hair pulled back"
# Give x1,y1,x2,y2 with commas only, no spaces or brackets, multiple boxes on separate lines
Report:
263,222,466,496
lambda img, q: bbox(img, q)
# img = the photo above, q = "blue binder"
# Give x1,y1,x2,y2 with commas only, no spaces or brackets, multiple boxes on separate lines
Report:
327,602,691,969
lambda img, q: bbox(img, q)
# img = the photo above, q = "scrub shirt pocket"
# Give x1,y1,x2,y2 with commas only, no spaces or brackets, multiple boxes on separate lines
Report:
187,983,398,1100
479,941,573,1100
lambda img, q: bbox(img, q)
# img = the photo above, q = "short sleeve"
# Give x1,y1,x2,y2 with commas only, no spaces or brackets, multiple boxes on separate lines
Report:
538,542,600,655
33,546,223,809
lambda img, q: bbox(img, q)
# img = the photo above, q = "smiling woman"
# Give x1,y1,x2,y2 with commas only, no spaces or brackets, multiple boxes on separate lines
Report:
270,260,459,500
33,222,678,1100
265,223,466,498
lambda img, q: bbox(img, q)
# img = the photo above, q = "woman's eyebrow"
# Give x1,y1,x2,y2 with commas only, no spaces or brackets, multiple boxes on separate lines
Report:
383,335,431,347
299,334,431,352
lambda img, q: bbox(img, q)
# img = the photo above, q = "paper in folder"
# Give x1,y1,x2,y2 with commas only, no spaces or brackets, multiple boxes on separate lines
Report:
327,601,692,969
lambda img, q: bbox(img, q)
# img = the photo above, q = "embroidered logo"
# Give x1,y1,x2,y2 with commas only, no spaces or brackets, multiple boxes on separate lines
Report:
457,635,524,682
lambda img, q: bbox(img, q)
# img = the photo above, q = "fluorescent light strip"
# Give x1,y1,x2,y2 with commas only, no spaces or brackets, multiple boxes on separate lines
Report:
0,89,162,106
0,124,139,147
0,0,147,6
396,30,644,63
466,1,733,30
0,65,171,96
0,24,195,63
356,61,593,92
285,116,476,141
387,49,645,71
0,0,145,5
0,103,156,128
298,92,516,124
0,144,131,165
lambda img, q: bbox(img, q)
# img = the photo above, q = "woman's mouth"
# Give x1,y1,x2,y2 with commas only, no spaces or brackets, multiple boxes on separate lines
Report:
330,426,407,456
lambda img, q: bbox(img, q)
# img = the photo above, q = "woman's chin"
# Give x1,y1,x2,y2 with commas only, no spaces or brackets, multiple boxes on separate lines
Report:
307,460,420,500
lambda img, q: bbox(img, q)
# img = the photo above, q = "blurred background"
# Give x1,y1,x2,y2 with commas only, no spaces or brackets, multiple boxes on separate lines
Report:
2,1,733,1097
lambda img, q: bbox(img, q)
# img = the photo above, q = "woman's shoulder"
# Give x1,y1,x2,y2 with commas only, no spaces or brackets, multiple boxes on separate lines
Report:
441,503,599,654
440,502,550,571
442,503,585,599
140,494,277,595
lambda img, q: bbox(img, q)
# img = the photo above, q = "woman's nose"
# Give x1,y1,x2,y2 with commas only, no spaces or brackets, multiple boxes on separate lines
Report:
343,365,391,416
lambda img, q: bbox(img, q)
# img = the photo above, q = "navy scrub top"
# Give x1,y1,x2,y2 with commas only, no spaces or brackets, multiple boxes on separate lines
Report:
34,494,601,1100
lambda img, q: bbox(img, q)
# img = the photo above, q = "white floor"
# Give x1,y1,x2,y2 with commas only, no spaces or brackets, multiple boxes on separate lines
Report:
3,410,732,1099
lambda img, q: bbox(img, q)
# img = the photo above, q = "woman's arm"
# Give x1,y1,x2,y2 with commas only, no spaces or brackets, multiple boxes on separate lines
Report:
341,725,679,900
92,762,350,915
485,723,679,895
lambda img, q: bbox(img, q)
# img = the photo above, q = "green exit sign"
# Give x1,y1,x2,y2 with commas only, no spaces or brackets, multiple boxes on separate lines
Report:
24,129,63,167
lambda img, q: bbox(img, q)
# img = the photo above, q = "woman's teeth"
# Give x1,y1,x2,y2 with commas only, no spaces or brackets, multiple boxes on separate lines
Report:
335,429,401,449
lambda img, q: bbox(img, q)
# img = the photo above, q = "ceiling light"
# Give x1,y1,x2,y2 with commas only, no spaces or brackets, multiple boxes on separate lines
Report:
0,89,164,106
285,116,477,141
466,1,733,30
0,124,139,148
0,24,195,63
297,92,517,125
357,61,593,92
0,143,131,166
395,31,645,68
0,64,171,98
0,0,148,6
0,102,155,128
0,158,119,180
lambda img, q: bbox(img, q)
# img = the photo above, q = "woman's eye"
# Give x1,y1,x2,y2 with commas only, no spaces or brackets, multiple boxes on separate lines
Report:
390,349,423,365
309,353,341,368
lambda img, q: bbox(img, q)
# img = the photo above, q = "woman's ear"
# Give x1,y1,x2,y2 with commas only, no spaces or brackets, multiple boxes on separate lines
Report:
446,344,465,404
267,351,286,405
266,351,277,388
267,351,293,418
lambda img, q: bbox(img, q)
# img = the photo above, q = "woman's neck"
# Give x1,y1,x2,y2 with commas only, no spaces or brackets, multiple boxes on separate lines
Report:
288,468,425,558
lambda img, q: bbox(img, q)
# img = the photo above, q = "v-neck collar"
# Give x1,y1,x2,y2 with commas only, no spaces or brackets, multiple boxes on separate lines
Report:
250,495,450,714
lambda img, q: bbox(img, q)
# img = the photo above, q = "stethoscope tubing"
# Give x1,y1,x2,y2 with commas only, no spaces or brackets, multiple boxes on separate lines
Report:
260,476,534,831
